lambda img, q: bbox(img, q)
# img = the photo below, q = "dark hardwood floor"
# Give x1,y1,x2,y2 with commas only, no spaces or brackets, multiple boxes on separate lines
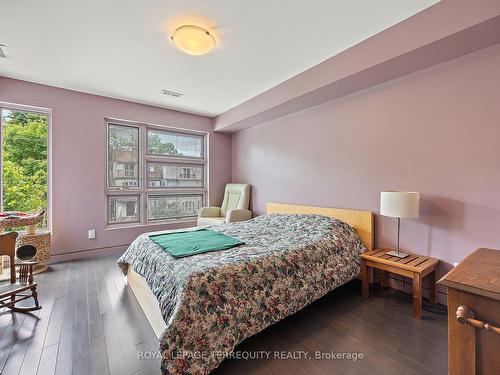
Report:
0,252,447,375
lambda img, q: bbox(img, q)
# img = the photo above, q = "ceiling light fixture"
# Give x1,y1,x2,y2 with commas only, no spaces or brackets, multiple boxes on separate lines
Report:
171,25,215,56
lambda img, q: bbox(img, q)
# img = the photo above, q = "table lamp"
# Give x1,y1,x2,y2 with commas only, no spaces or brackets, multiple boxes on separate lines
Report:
380,191,420,258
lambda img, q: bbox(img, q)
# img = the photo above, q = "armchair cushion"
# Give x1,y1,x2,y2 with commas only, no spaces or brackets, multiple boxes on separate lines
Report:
197,217,225,226
198,207,221,218
226,209,252,223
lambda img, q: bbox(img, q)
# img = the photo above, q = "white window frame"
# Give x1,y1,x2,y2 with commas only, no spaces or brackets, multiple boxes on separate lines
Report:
105,118,207,227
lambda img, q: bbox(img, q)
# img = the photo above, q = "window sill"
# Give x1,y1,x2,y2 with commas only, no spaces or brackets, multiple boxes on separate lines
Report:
104,218,197,231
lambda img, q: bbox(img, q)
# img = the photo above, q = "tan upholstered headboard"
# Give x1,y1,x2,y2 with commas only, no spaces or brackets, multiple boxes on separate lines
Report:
266,202,374,251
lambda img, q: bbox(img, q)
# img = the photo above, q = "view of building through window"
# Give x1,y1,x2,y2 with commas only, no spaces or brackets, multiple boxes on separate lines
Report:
108,195,140,223
0,109,49,228
107,124,139,188
147,163,203,188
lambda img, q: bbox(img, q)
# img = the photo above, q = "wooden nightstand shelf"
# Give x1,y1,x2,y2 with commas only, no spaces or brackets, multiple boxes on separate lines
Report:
361,249,440,319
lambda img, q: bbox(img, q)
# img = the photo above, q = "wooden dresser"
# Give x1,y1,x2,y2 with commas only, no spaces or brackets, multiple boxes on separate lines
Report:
439,248,500,375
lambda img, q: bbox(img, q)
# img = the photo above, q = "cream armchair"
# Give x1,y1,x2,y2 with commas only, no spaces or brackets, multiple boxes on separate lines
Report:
197,184,252,226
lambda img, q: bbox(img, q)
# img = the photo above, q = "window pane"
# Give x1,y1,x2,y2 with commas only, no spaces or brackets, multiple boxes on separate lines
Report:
108,124,139,188
108,196,140,223
147,194,203,220
147,163,203,188
147,129,203,158
1,109,49,229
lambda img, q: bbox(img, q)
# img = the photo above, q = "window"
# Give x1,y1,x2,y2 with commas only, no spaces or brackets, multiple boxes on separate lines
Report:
0,108,49,229
147,162,203,188
108,196,140,224
147,194,203,221
106,121,206,226
147,129,203,158
107,124,139,188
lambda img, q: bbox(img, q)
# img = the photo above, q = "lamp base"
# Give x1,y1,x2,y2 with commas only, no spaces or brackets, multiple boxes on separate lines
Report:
385,250,409,258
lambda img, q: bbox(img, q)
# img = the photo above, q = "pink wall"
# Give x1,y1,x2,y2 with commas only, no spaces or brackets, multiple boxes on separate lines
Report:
0,76,232,259
232,44,500,301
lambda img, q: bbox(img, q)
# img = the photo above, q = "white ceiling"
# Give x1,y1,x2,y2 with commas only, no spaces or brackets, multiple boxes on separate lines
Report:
0,0,438,117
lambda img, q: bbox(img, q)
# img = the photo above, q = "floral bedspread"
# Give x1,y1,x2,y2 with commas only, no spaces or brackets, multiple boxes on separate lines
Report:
117,214,366,374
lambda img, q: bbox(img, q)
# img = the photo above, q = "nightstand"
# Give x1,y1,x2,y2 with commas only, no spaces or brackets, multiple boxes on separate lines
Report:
360,249,440,319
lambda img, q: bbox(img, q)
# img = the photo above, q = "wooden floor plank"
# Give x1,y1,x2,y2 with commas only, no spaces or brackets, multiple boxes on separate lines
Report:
90,334,109,375
72,260,91,375
36,343,58,375
54,321,73,375
53,262,78,375
43,295,68,348
87,259,103,339
94,257,112,315
101,312,127,375
0,311,13,339
0,312,27,373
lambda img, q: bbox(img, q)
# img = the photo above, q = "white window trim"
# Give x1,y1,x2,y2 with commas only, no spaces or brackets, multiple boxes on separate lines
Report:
105,118,208,228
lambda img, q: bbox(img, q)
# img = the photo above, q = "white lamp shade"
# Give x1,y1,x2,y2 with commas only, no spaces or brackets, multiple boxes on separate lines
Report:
380,191,420,219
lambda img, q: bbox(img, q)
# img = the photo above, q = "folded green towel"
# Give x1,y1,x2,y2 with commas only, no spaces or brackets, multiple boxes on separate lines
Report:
149,229,245,258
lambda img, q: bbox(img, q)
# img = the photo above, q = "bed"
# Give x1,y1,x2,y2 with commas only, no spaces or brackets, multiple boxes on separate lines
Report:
118,202,373,374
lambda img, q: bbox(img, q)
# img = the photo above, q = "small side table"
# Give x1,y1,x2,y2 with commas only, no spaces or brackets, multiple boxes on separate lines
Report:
361,249,440,319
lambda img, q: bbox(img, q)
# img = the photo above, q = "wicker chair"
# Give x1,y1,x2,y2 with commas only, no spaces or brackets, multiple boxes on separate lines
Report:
0,232,41,312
